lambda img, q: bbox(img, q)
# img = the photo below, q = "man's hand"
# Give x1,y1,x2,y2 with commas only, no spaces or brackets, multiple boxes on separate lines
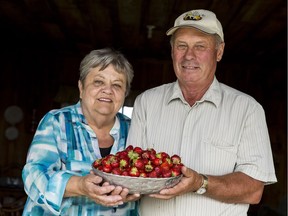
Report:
148,166,201,200
148,166,264,204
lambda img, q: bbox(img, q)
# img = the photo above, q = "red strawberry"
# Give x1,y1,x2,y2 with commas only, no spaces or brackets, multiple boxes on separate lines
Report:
121,170,129,176
160,161,171,172
172,163,184,170
129,167,140,177
133,146,143,154
147,148,156,155
97,165,103,171
142,158,149,165
101,158,110,167
144,163,154,173
133,158,145,170
152,157,162,166
116,150,128,159
171,154,181,164
128,150,139,160
163,157,173,168
102,164,112,173
141,150,150,159
154,166,162,176
111,167,122,175
148,170,158,178
119,157,130,169
110,156,120,168
171,166,182,177
92,158,102,168
162,169,172,178
125,145,134,151
105,154,115,160
156,152,169,160
139,171,148,178
149,152,156,160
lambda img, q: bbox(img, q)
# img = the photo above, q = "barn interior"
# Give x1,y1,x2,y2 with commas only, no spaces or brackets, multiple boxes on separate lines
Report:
0,0,286,215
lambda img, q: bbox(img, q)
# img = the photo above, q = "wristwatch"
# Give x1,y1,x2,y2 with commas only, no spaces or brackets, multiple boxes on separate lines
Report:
195,174,208,194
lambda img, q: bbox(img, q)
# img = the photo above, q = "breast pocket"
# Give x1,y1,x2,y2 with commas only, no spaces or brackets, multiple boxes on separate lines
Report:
201,138,238,174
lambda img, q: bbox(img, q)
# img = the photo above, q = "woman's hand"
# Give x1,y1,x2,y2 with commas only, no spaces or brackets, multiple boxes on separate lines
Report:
102,181,141,202
65,171,141,206
65,173,123,206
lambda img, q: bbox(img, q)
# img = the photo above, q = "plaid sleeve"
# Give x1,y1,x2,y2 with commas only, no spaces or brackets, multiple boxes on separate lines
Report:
22,112,75,214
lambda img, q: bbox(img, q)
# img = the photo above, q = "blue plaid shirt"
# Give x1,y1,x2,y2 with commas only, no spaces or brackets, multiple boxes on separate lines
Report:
22,102,139,216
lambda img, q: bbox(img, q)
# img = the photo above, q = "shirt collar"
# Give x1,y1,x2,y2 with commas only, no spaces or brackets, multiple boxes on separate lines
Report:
167,77,222,107
73,101,120,136
110,116,120,136
73,101,87,124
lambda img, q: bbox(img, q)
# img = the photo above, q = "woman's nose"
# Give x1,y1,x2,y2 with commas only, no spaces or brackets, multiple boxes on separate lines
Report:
101,85,112,94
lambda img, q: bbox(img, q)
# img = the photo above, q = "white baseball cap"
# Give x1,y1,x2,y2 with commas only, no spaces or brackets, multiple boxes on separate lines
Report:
166,9,224,42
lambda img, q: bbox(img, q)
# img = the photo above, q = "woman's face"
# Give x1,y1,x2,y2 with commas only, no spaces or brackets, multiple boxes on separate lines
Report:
79,64,127,121
171,28,224,86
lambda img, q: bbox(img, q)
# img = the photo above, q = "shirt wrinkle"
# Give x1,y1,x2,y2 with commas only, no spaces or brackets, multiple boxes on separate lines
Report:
167,77,221,107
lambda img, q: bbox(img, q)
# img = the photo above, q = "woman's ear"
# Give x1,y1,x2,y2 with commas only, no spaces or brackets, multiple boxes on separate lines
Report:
78,80,83,99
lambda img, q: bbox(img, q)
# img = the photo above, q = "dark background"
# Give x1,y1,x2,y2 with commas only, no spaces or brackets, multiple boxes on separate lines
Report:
0,0,286,215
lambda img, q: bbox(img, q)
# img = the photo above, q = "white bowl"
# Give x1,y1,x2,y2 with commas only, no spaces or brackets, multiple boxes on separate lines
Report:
92,168,182,194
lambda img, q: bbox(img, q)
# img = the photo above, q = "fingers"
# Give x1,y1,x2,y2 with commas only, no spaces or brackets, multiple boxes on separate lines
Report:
110,185,125,196
84,173,142,206
92,188,141,206
149,193,174,200
96,194,124,207
123,193,141,202
84,173,103,187
96,184,117,195
181,166,194,177
147,166,197,200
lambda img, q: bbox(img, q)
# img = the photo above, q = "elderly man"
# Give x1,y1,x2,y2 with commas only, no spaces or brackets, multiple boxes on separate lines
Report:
127,9,277,216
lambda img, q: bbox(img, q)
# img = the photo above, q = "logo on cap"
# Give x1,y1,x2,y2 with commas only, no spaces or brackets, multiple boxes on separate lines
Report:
183,11,204,21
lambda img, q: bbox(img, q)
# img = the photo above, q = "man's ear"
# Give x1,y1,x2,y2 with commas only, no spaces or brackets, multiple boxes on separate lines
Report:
217,42,225,62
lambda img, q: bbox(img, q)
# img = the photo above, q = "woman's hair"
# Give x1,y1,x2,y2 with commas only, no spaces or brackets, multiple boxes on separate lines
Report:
79,48,134,96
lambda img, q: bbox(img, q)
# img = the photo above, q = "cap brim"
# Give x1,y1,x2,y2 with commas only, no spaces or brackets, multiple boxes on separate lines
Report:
167,25,217,35
166,25,224,43
166,26,180,35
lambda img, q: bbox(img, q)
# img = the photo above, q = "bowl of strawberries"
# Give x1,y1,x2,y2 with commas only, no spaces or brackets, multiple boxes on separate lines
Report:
92,145,183,194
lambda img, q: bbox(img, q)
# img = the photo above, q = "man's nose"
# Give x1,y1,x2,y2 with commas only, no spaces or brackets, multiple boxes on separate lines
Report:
184,48,196,60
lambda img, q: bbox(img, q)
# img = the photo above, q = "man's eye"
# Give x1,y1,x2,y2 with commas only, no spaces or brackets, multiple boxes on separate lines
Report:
177,44,187,50
194,45,206,50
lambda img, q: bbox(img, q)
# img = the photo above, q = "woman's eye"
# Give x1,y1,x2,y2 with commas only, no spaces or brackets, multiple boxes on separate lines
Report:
94,80,103,86
113,84,122,89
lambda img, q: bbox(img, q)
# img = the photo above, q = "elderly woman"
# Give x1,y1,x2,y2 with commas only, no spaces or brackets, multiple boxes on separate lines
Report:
22,48,139,215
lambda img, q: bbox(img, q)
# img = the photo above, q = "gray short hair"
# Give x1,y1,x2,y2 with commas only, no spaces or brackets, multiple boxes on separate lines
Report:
79,48,134,96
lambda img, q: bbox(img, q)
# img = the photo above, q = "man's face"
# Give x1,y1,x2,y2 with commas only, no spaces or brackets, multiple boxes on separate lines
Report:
171,28,224,87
